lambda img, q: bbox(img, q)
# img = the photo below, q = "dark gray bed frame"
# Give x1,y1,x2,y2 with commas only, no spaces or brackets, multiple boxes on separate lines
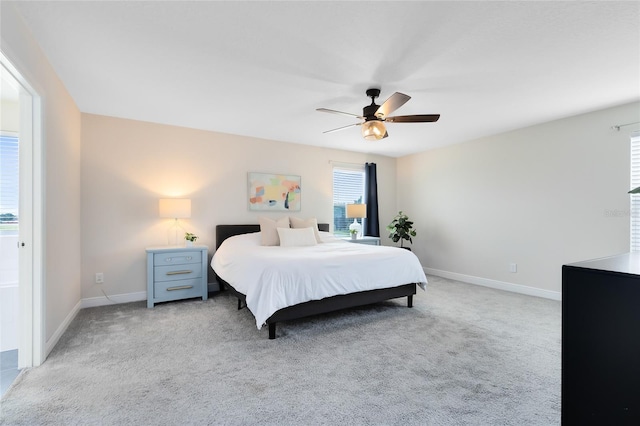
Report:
213,224,417,339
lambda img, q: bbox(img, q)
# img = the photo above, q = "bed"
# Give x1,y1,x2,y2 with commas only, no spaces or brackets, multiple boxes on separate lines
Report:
212,223,428,339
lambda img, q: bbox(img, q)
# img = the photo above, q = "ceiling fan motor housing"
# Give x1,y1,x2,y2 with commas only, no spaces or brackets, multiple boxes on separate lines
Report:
364,88,382,120
363,104,381,120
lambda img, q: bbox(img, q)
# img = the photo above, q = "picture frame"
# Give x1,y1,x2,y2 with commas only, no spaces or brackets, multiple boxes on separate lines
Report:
248,172,301,211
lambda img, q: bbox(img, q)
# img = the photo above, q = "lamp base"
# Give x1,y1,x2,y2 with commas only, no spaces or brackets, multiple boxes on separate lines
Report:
349,218,363,238
167,219,186,246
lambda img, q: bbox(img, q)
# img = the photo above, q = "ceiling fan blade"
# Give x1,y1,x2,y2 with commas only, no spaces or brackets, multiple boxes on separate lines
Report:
385,114,440,123
323,123,361,134
376,92,411,117
316,108,363,119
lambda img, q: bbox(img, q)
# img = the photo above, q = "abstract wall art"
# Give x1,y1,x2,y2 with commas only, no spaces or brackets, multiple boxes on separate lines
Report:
248,172,301,211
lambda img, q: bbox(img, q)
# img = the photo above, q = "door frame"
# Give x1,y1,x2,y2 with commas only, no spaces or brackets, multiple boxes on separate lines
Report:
1,51,44,368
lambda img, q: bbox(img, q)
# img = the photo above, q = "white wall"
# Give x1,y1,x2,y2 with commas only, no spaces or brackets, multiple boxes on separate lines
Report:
1,99,19,132
80,113,397,301
398,102,640,296
1,4,82,350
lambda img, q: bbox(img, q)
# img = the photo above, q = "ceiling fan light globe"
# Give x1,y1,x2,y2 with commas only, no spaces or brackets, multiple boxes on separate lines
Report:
362,121,386,141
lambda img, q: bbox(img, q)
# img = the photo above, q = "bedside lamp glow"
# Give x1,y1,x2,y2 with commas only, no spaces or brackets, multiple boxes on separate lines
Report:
346,203,366,238
159,198,191,245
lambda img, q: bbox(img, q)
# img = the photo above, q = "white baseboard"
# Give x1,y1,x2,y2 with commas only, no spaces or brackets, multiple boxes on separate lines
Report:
80,282,220,309
424,267,562,301
81,291,147,309
45,299,81,358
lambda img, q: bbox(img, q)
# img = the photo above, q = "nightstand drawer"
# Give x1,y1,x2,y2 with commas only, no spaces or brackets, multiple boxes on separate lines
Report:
153,278,203,300
154,251,201,266
154,264,202,282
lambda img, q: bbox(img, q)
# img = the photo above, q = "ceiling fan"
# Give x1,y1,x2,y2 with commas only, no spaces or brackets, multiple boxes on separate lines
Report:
316,88,440,141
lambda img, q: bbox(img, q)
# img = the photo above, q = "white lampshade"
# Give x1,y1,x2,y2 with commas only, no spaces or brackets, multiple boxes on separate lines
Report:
346,203,367,219
159,198,191,219
361,121,386,141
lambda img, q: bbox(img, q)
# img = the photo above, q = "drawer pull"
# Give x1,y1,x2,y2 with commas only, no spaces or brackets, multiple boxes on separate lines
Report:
166,270,193,276
167,285,194,291
164,256,192,262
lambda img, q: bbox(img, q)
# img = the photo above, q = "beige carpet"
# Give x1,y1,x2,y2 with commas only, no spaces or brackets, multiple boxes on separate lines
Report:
0,276,560,425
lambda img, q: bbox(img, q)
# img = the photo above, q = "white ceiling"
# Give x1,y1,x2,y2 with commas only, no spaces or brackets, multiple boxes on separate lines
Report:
10,1,640,157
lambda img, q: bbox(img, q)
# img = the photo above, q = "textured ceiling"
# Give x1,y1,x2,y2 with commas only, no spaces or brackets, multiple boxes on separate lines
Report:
9,1,640,157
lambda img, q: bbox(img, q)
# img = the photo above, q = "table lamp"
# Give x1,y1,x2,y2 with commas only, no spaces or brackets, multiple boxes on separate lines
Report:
346,203,366,238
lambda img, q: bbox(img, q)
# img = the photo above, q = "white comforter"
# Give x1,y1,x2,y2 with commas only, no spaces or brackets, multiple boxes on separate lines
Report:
211,231,428,329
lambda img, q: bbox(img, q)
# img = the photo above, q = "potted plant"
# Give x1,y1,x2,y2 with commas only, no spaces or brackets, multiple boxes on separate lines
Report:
184,232,198,247
386,211,416,250
349,229,358,240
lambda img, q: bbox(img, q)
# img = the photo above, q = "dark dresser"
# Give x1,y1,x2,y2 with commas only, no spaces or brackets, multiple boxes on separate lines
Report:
562,253,640,424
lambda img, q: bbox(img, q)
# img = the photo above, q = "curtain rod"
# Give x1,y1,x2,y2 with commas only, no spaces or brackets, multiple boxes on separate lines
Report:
611,121,640,131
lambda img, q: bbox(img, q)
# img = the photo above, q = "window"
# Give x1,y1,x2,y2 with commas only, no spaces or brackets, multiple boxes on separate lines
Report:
333,167,365,236
631,131,640,251
0,134,19,227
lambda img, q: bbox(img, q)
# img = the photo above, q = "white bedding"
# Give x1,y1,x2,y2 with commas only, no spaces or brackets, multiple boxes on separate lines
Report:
211,231,428,329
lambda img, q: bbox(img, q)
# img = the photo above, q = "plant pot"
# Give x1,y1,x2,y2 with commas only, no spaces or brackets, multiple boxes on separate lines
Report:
185,241,193,247
351,234,357,240
401,246,411,251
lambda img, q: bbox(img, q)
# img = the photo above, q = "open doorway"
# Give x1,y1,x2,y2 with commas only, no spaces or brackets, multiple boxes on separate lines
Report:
0,66,21,395
0,52,44,395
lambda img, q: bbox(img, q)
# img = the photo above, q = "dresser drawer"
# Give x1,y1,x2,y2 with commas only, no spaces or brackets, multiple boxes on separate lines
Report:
154,264,202,282
154,251,201,266
153,278,203,300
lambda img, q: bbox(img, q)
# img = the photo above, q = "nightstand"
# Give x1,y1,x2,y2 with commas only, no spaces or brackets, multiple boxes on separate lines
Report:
342,236,381,246
146,245,208,308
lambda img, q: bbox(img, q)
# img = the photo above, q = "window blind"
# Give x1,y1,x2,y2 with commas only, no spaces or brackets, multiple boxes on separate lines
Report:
0,135,19,221
333,167,365,234
630,132,640,251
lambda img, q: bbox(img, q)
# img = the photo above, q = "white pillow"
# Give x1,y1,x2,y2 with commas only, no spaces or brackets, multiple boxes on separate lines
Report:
259,216,289,246
289,216,322,243
277,227,318,247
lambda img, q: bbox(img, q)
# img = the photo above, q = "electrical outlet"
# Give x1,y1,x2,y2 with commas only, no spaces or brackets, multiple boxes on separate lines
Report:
95,272,104,284
509,263,517,273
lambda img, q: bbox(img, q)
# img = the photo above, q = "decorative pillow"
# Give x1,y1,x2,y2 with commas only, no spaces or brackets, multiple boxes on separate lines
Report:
277,227,318,247
259,216,290,246
289,216,322,243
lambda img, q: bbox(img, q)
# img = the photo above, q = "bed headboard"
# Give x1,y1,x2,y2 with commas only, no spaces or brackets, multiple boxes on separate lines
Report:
215,223,330,249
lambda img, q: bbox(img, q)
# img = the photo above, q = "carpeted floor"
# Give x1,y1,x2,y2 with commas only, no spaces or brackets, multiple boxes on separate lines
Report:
0,276,560,425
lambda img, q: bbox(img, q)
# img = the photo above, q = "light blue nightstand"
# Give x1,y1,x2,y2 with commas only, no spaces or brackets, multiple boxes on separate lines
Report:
342,236,381,246
146,245,208,308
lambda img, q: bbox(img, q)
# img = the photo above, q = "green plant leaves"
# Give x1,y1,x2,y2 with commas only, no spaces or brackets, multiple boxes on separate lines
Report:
387,211,416,247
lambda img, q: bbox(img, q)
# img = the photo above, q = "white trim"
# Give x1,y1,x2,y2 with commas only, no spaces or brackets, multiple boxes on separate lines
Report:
81,291,147,309
45,300,80,357
32,91,44,366
424,267,562,301
81,284,218,308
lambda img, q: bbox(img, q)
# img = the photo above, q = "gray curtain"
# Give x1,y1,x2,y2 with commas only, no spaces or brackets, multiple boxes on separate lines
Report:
364,162,380,237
